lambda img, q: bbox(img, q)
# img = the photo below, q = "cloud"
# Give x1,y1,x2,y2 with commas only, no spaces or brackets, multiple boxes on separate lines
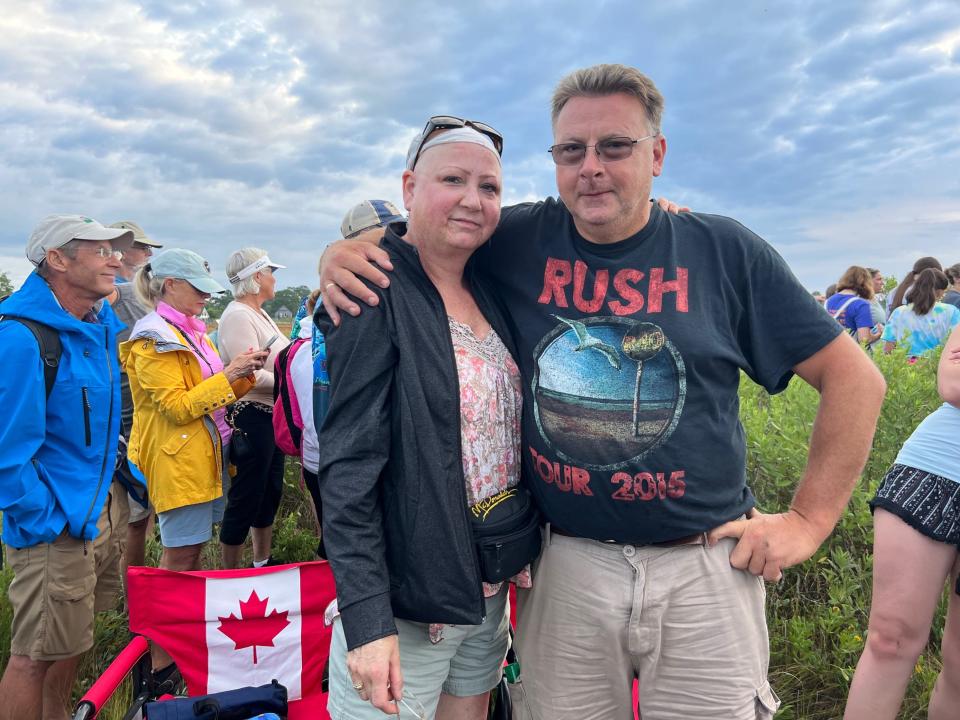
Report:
0,0,957,296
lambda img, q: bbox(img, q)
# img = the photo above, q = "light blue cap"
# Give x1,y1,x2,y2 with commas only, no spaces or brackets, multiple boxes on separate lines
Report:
149,248,225,294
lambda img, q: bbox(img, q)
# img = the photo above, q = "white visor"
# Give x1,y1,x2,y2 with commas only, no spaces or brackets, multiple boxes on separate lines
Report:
228,255,285,285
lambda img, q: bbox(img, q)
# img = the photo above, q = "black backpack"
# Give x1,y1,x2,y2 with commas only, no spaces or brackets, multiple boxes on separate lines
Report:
0,297,61,397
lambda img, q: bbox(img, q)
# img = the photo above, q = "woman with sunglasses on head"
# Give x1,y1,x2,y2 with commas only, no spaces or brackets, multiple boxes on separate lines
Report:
122,249,267,683
317,117,538,720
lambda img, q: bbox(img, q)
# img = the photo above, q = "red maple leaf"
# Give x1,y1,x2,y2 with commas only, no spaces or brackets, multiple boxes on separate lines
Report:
217,589,291,664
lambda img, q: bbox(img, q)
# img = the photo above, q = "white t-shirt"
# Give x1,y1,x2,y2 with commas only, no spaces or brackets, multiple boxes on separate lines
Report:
290,322,319,473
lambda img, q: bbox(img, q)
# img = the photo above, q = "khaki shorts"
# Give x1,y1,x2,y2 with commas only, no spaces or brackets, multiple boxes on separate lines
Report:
514,527,780,720
6,482,124,661
127,492,153,525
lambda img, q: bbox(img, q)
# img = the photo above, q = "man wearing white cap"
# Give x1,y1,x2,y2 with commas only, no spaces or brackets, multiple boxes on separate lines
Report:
0,215,133,719
108,220,163,284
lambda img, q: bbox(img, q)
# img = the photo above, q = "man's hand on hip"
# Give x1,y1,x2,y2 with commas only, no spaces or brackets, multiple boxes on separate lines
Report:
707,508,823,582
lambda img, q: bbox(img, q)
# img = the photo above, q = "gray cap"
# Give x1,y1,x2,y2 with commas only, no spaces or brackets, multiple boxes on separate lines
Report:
26,214,133,266
340,199,404,239
108,220,163,248
150,249,225,294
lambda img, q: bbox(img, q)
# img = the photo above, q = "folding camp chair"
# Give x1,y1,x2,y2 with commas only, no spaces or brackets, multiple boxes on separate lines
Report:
72,561,336,720
72,634,152,720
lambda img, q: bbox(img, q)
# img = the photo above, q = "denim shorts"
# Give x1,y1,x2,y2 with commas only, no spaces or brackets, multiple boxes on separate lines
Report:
157,495,225,547
157,444,229,548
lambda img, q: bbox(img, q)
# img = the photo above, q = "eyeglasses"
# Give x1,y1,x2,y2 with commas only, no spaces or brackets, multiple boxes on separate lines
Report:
408,115,504,170
79,246,124,261
548,134,659,166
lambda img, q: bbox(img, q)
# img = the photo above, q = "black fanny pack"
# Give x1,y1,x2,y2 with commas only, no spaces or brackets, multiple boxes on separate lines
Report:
470,487,542,584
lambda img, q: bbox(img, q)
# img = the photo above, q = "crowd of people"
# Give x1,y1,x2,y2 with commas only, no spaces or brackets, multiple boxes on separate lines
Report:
0,202,397,718
819,258,960,359
0,62,956,720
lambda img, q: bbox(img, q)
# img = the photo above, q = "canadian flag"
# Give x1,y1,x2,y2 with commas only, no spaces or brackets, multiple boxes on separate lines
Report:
128,561,336,719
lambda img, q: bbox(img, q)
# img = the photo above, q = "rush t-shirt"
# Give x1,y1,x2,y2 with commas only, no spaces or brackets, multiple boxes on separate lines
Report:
475,199,840,544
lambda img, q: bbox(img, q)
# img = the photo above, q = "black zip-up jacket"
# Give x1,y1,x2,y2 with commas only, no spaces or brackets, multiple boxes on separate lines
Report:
315,224,521,651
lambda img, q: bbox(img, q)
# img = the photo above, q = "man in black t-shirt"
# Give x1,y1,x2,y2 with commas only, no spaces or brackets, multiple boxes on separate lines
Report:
319,65,885,719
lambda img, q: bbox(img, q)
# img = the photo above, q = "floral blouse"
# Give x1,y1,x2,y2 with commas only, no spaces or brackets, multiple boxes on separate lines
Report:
428,317,530,643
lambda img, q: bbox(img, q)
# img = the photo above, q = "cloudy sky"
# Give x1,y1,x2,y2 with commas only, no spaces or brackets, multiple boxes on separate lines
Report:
1,0,958,293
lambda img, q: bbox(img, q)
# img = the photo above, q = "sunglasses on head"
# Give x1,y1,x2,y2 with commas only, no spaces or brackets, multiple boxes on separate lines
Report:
409,115,503,170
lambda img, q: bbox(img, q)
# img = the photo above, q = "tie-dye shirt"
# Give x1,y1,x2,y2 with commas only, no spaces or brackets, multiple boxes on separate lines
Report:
882,302,960,357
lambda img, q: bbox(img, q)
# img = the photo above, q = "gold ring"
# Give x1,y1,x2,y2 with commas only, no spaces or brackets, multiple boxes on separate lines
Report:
353,680,364,691
325,282,336,291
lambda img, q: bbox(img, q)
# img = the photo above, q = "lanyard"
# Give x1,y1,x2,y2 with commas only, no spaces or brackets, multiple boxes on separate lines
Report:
166,321,216,376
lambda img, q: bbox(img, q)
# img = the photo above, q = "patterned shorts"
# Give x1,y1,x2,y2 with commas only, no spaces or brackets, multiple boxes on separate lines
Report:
871,464,960,545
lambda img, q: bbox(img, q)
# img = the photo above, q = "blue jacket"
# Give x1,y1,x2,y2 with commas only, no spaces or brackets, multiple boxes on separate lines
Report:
0,272,123,548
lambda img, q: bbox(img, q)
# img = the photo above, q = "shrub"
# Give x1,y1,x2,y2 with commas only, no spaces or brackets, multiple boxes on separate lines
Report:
744,345,948,718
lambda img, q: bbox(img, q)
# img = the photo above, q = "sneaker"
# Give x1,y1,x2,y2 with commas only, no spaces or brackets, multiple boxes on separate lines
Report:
150,662,182,696
251,555,286,568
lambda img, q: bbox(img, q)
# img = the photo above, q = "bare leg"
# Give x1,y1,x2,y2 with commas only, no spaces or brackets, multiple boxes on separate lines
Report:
124,517,149,572
0,655,51,720
221,542,244,569
42,655,81,720
436,691,491,720
844,509,957,719
151,544,203,671
929,555,960,720
251,525,273,564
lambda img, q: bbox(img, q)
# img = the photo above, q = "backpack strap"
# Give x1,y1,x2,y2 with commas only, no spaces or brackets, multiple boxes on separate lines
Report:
275,340,303,451
828,295,859,319
0,313,61,398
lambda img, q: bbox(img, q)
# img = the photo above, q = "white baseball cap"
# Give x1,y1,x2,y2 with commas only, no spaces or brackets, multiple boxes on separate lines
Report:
26,214,134,266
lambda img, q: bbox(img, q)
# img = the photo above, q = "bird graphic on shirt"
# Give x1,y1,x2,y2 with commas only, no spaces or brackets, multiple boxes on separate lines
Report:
553,315,622,370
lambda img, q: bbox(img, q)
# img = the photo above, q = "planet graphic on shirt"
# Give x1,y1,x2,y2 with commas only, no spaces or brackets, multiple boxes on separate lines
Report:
532,316,686,470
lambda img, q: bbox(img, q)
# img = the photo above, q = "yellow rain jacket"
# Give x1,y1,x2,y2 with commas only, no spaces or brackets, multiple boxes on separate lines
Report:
121,312,255,514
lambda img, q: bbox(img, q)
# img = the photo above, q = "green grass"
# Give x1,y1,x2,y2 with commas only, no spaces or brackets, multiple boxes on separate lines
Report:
0,349,951,717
